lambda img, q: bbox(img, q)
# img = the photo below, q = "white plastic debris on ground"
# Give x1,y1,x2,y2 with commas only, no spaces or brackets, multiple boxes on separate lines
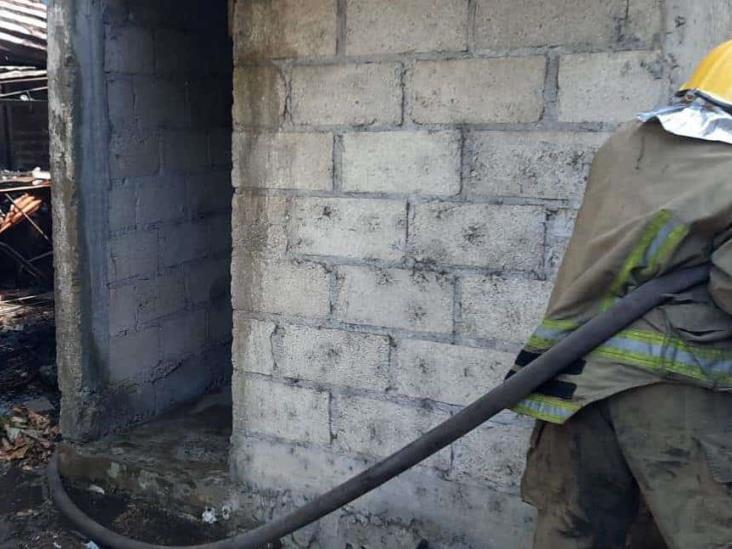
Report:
201,507,218,524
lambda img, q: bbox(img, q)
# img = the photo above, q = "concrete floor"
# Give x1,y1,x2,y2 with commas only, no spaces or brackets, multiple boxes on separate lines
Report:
0,462,234,547
58,387,263,542
0,295,239,547
60,389,233,511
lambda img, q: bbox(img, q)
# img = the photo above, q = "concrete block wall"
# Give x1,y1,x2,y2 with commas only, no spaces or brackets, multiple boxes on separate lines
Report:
228,0,680,546
100,0,233,428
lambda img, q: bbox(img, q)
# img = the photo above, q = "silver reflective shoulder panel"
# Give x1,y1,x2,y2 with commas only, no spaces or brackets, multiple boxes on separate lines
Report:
637,98,732,146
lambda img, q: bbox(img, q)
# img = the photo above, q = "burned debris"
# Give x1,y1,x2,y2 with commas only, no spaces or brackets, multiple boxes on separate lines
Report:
0,170,52,287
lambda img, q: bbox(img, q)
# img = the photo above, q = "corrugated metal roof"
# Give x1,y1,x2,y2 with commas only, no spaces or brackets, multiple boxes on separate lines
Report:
0,0,46,67
0,65,44,81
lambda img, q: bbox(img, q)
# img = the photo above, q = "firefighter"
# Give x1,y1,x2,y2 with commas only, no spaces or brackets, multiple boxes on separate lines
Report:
507,40,732,549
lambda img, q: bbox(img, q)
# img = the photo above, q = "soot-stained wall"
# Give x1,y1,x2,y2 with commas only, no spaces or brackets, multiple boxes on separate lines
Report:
226,0,731,547
48,0,732,544
49,0,233,439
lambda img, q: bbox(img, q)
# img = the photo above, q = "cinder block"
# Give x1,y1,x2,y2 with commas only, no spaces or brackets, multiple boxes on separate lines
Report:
232,316,276,375
332,395,451,469
160,309,208,362
104,25,154,74
136,175,187,226
474,0,626,50
341,131,461,195
289,197,406,261
291,63,402,126
327,512,426,549
460,275,552,343
624,0,663,47
125,0,183,28
187,171,232,218
235,374,331,444
162,131,209,173
450,415,533,491
232,191,288,257
102,1,128,25
232,189,288,227
153,354,222,415
208,129,232,168
231,256,331,319
466,131,609,202
558,51,665,123
189,79,233,131
109,284,137,336
107,77,134,131
393,340,514,406
108,326,160,383
108,230,158,281
135,273,187,323
233,132,333,190
274,325,390,391
186,257,231,305
231,435,535,548
109,130,159,178
133,78,188,129
409,203,545,270
411,57,545,124
154,29,201,75
108,182,136,232
207,302,233,345
230,432,367,495
346,0,468,55
159,0,221,33
204,214,233,256
159,221,210,268
335,266,453,334
546,209,579,278
233,0,337,61
233,66,287,129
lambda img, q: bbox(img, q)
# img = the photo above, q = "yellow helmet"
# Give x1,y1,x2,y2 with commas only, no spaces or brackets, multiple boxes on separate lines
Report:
679,39,732,108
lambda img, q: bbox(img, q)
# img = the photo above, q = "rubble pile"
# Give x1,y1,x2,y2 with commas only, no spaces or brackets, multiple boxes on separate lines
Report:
0,170,52,288
0,291,55,393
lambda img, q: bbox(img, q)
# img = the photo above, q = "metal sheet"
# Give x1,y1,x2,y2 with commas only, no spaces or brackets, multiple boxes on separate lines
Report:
0,0,45,67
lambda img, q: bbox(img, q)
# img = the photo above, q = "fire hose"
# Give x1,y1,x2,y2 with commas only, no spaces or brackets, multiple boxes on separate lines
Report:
48,264,711,549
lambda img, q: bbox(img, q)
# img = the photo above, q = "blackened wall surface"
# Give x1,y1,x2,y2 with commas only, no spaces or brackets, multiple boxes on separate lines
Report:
49,0,233,438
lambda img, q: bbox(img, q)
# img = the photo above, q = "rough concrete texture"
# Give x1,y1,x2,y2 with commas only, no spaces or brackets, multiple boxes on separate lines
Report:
289,197,407,261
233,0,337,62
474,0,661,51
49,0,727,545
346,0,469,55
408,202,545,270
341,130,461,195
291,63,403,126
59,395,234,519
558,51,666,123
233,132,333,190
411,57,546,124
101,0,234,431
334,266,454,333
393,340,515,406
466,131,610,203
49,0,233,438
225,0,718,545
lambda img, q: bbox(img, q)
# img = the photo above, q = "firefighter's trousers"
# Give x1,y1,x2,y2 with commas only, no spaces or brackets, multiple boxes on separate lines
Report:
523,383,732,549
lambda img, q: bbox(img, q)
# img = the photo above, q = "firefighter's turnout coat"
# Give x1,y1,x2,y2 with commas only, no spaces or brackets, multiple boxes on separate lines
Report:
508,120,732,423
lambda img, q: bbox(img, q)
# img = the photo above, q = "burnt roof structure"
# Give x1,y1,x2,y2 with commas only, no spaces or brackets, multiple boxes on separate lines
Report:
0,0,46,68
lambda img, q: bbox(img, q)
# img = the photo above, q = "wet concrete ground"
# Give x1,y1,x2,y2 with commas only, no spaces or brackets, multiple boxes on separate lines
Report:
0,461,231,548
1,292,231,547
